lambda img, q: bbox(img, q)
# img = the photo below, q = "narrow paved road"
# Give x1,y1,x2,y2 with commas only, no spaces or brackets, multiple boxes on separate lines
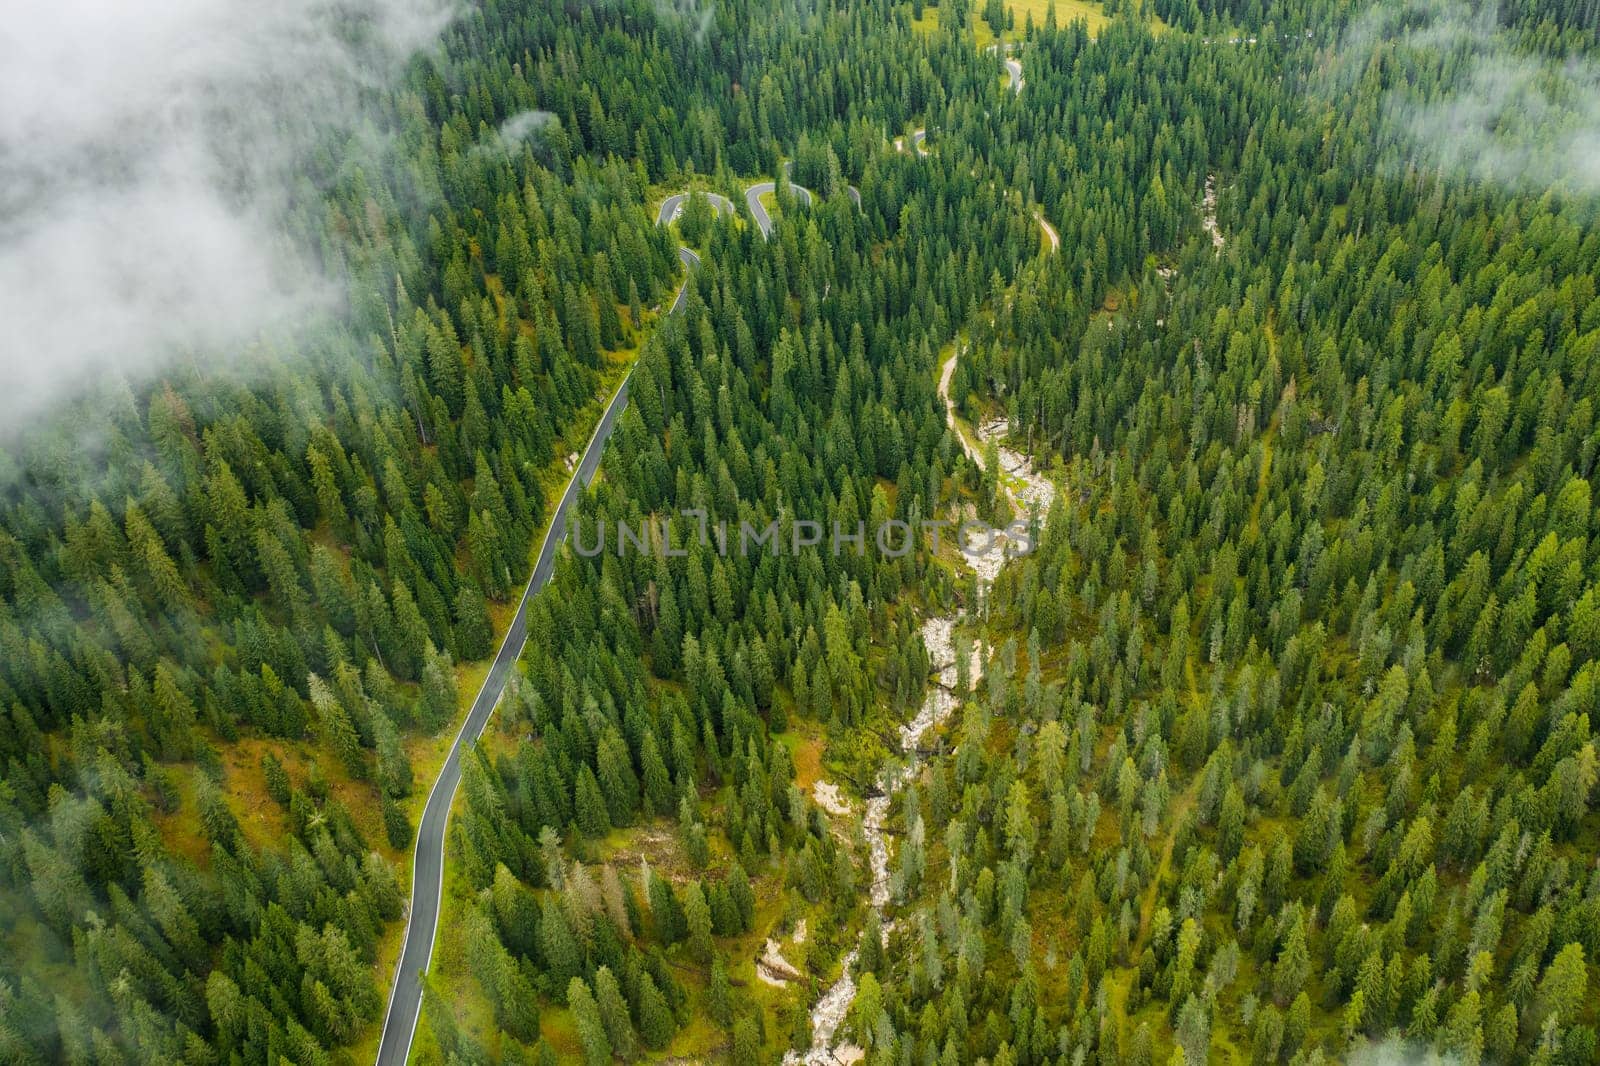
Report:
744,163,859,239
892,83,1058,258
985,42,1024,94
657,179,847,245
671,246,700,313
894,128,931,156
893,114,1052,251
915,129,928,155
745,173,813,239
374,205,702,1066
655,190,735,227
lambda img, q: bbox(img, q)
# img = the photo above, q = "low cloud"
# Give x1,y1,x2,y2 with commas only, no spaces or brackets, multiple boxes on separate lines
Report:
1348,1038,1463,1065
1327,0,1600,193
499,109,561,145
657,0,718,43
0,0,456,432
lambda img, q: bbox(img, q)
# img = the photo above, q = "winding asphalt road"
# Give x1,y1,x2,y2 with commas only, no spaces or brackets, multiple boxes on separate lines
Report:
986,42,1024,94
378,62,1037,1061
659,163,864,247
671,246,701,312
374,205,703,1066
893,128,931,156
655,190,735,228
745,174,812,239
746,163,860,239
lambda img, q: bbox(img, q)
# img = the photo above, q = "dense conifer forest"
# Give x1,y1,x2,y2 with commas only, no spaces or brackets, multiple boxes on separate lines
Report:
1,0,1598,1063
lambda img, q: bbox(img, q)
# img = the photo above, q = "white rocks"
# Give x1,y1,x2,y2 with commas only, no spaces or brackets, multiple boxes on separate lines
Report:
938,351,1058,528
758,938,804,987
863,791,895,911
789,613,968,1061
789,614,991,1060
977,416,1056,516
787,941,864,1056
922,613,957,672
812,780,854,818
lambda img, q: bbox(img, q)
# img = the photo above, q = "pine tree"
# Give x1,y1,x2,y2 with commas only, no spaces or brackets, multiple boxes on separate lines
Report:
593,966,637,1059
542,898,582,994
418,642,459,733
391,582,431,680
731,1016,761,1066
1532,942,1587,1031
568,978,611,1066
373,708,413,798
308,673,365,778
381,795,413,849
149,661,200,759
637,972,674,1048
575,765,612,837
684,881,714,963
454,582,495,661
727,863,755,933
708,957,733,1028
649,871,684,945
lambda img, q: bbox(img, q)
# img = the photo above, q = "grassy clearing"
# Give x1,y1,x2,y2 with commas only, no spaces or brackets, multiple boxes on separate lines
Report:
1001,0,1114,36
150,768,216,867
911,0,1110,42
782,721,828,791
911,0,1167,44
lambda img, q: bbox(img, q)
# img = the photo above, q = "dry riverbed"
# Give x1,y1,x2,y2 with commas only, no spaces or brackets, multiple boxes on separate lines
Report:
787,352,1052,1064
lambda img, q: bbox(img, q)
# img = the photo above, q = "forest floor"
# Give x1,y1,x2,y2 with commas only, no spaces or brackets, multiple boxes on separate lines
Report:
412,703,849,1064
782,719,829,791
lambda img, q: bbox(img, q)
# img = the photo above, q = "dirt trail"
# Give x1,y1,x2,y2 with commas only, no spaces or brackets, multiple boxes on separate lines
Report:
1037,211,1060,253
1201,176,1224,251
938,347,982,465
